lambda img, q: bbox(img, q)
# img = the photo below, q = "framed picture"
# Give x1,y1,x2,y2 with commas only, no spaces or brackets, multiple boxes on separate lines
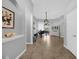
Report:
52,26,58,32
2,7,15,29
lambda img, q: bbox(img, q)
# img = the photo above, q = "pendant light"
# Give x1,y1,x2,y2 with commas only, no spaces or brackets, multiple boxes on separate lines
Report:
44,12,49,31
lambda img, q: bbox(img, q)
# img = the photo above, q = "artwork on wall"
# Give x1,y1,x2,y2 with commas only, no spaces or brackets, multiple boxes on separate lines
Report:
2,7,15,29
33,21,35,30
52,26,58,32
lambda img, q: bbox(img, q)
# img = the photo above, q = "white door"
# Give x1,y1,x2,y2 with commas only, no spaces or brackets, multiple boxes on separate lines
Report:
66,8,77,56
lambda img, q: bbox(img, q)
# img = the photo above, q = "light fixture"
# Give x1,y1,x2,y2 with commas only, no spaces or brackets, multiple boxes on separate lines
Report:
44,12,49,31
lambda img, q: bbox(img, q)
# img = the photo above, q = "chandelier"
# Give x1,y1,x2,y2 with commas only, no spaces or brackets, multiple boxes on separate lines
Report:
44,12,49,31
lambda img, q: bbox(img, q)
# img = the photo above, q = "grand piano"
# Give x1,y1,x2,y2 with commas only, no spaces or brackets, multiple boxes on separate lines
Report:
33,30,49,43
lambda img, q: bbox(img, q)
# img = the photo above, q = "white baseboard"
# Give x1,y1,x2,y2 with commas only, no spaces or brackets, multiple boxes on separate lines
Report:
61,36,64,38
16,49,26,59
64,45,68,48
25,42,33,44
50,35,64,38
64,45,76,57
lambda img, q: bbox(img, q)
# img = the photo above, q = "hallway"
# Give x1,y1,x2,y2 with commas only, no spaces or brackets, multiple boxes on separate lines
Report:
20,36,76,59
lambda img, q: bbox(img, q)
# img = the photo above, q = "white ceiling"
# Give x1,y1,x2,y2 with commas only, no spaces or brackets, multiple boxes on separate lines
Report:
32,0,76,19
9,0,76,19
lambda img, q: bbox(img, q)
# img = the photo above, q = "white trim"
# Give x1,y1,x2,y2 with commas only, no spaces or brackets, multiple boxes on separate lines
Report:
31,14,33,44
50,35,64,38
64,45,76,57
64,44,68,49
2,34,24,44
16,49,26,59
25,42,33,44
61,36,64,38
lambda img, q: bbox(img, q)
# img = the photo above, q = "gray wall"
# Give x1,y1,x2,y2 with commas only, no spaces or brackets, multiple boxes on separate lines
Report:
2,0,26,59
2,35,25,59
2,0,25,38
49,16,65,37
